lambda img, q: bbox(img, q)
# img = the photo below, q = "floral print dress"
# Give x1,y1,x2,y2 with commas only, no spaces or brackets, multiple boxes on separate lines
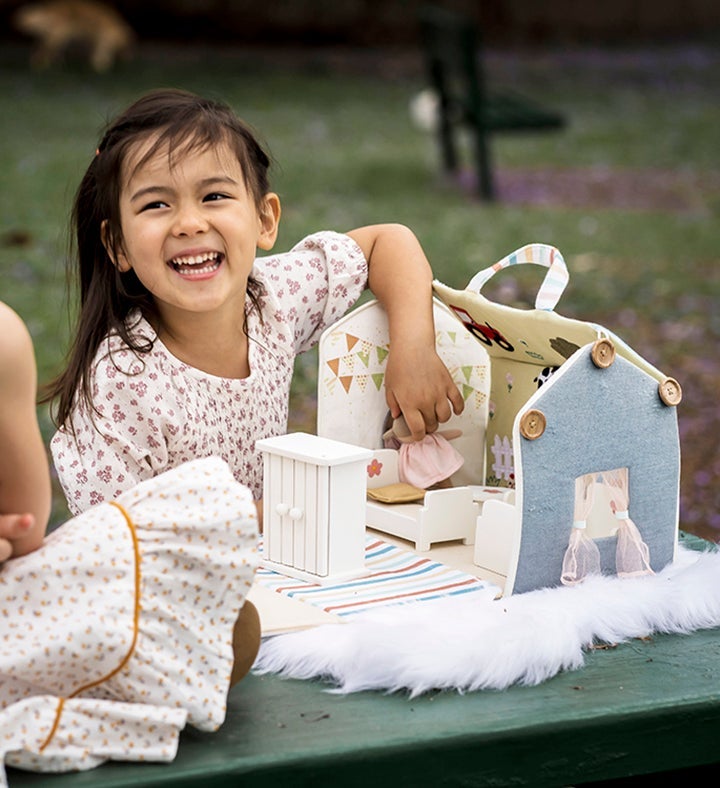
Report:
51,232,368,514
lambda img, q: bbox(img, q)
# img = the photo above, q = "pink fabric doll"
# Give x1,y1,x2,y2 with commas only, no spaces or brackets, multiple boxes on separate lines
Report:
383,414,464,489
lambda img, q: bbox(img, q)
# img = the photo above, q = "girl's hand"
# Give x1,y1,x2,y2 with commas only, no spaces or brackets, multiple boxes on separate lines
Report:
384,341,464,441
0,513,36,563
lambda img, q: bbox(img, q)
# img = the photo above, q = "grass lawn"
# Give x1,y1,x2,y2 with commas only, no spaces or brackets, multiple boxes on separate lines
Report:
1,40,718,538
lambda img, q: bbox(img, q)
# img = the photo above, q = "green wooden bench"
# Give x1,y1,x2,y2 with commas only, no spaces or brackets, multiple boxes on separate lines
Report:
418,4,566,201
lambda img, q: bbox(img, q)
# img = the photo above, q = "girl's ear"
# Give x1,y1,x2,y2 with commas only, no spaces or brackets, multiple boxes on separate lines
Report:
256,193,281,251
101,220,131,272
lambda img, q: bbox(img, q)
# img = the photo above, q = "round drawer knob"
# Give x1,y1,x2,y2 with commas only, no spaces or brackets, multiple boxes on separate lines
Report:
275,502,289,516
288,507,303,521
658,377,682,407
520,409,546,440
591,338,616,368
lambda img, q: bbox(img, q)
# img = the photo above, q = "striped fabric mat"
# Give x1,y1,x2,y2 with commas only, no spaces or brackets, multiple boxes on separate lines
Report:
256,537,496,617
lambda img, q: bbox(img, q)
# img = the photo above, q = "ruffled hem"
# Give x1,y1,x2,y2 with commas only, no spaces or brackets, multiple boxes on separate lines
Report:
1,457,259,732
0,695,186,785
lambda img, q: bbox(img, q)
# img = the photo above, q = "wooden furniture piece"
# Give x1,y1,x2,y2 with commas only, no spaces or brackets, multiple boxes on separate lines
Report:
365,448,478,552
257,432,372,583
418,4,566,200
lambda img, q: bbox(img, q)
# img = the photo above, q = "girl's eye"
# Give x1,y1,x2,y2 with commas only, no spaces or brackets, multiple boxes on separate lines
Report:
140,200,168,212
203,192,229,202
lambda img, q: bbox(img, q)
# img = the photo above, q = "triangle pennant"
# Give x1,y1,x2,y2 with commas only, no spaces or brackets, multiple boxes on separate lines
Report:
326,358,340,377
340,376,353,393
462,383,474,401
346,334,360,351
376,346,389,364
372,373,384,391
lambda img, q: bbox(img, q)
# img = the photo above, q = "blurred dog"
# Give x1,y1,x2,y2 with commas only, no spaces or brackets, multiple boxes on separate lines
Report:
13,0,135,72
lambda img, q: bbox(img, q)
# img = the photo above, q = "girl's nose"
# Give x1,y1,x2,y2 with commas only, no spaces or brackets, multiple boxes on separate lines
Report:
172,206,209,236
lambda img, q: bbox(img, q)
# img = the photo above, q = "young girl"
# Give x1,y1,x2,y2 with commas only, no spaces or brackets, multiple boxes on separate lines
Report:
48,88,464,515
0,300,261,780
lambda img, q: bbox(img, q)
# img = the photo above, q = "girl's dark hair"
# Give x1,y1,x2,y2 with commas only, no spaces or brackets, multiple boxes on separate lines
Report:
44,88,272,429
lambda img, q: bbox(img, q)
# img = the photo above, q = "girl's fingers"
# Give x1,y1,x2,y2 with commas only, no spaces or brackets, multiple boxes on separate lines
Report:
0,513,34,541
0,538,13,563
448,382,465,416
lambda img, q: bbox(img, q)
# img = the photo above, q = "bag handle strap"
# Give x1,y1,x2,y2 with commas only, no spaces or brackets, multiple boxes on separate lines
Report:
466,244,569,311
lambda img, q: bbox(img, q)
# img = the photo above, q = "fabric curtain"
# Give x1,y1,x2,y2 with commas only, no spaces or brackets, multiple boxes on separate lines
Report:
603,467,653,578
561,473,601,585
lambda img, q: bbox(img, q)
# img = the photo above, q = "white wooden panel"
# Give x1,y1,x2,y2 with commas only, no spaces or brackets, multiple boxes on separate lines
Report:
265,453,283,563
315,466,330,577
365,449,400,489
291,460,307,571
303,462,319,575
473,500,520,591
328,462,366,574
280,456,295,566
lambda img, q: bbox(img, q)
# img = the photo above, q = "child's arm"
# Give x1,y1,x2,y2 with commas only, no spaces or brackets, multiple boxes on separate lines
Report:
346,224,464,441
0,303,51,560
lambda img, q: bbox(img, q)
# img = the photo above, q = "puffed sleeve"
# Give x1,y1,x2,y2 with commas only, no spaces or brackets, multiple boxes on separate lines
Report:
51,343,174,515
255,231,368,354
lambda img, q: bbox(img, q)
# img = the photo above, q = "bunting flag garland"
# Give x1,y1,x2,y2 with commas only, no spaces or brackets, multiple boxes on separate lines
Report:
322,329,487,401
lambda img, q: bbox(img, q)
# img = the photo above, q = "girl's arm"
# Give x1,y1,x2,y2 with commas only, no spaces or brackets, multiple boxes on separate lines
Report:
346,224,464,441
0,303,51,559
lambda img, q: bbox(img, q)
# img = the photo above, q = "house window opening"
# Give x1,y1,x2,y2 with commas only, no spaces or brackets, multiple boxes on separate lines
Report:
581,468,625,540
562,467,653,586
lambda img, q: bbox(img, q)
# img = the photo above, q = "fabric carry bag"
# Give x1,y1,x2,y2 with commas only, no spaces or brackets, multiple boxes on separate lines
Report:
431,243,665,489
432,243,684,590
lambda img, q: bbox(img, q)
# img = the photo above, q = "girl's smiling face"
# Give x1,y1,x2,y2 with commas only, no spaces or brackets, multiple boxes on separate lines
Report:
111,135,280,328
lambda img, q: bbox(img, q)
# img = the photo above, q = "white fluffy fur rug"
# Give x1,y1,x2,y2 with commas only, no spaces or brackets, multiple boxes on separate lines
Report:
255,545,720,695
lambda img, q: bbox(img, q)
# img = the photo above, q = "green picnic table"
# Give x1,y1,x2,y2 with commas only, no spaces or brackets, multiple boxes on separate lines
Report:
9,535,720,787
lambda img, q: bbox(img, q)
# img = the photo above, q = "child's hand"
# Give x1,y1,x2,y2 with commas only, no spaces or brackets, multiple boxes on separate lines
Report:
0,513,36,563
384,343,464,442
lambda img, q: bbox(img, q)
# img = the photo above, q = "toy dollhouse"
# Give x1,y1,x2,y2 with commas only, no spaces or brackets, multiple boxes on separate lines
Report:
316,244,682,595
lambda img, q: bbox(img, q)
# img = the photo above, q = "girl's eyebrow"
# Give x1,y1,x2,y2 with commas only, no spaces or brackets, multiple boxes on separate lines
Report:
129,176,240,204
129,185,172,204
197,175,240,190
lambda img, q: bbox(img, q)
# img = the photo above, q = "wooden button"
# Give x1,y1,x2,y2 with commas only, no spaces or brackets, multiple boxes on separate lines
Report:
658,377,682,406
520,409,546,440
591,338,616,368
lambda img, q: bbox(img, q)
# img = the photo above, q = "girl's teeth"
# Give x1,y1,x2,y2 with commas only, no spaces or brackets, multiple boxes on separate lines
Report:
173,252,217,264
171,253,221,274
176,260,220,275
179,265,213,275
